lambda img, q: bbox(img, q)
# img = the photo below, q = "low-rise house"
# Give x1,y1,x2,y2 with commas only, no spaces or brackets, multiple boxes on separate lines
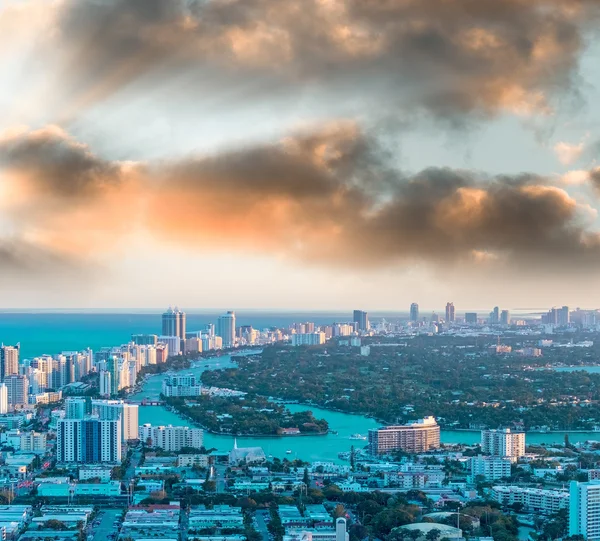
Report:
188,505,244,532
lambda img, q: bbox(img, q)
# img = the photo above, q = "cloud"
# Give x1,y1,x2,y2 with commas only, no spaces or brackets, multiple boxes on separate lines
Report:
554,139,586,165
0,125,123,199
2,124,600,277
26,0,600,121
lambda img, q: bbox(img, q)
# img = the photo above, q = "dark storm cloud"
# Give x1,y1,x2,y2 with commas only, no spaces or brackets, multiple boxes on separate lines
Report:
3,124,599,273
0,126,122,197
48,0,600,118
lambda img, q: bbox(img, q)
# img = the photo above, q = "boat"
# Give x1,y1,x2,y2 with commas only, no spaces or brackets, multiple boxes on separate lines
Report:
349,434,367,440
286,449,292,454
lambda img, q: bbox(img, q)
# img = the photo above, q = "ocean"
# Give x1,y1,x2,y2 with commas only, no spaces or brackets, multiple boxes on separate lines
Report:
0,311,394,359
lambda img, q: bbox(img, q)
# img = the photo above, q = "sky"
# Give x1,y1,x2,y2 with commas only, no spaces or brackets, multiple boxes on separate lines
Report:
1,0,600,311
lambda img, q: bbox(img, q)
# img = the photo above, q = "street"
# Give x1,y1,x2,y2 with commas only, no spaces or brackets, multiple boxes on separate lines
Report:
255,509,271,541
90,508,123,541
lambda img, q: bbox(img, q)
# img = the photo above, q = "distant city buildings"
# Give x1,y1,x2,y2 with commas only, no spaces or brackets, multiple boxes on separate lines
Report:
353,310,369,332
368,417,440,455
291,333,326,346
445,302,455,323
0,344,19,382
162,307,186,340
465,312,478,324
481,428,525,462
217,311,236,348
410,303,419,322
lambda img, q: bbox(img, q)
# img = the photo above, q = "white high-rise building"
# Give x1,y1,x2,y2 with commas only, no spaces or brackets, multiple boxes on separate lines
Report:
57,417,121,464
158,336,181,357
0,344,19,382
0,383,7,414
92,399,139,441
291,333,326,346
139,424,203,452
4,375,28,407
99,371,111,397
570,481,600,540
65,398,87,419
481,428,525,462
217,311,236,348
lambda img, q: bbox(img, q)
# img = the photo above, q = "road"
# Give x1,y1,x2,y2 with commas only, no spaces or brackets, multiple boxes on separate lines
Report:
255,509,271,541
91,508,123,541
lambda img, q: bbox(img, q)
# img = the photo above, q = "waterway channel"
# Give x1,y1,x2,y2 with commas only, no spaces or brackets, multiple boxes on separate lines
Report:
132,354,600,462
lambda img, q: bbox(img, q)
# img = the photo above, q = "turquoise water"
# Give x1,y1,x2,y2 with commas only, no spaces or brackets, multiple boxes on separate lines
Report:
553,366,600,373
134,354,600,461
0,311,391,359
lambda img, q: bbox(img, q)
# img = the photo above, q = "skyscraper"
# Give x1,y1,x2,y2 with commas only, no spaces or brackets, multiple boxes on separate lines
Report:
501,310,510,326
162,307,186,339
65,397,87,419
0,384,8,414
481,428,525,462
353,310,369,331
445,302,455,323
570,481,600,540
4,375,28,407
558,306,570,326
490,306,500,325
57,417,121,464
217,311,236,348
410,303,419,322
92,399,139,441
0,344,19,382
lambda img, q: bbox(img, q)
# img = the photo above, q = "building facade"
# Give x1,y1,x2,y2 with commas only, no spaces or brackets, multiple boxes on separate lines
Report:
481,428,525,462
368,417,440,455
139,424,203,452
570,481,600,540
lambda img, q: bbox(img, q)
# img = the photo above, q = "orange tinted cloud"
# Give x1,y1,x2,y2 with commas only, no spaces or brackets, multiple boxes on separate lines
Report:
2,124,600,276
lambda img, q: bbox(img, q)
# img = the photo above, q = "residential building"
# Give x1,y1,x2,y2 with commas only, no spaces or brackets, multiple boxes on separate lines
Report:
79,466,112,482
132,334,158,346
291,333,326,346
465,312,478,324
139,424,203,452
65,398,87,419
570,481,600,540
57,417,121,464
481,428,525,462
353,310,369,332
92,399,139,441
162,374,203,397
188,505,244,531
162,307,186,339
469,456,511,482
99,371,111,397
177,454,210,468
217,311,236,348
368,417,440,455
158,336,181,357
491,486,569,514
4,375,28,407
0,384,7,414
0,344,19,382
20,431,47,453
409,303,419,322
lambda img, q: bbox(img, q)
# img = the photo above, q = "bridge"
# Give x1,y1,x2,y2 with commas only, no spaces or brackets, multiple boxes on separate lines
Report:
125,400,165,406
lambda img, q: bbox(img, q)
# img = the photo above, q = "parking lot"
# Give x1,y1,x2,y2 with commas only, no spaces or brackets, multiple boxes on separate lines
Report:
90,508,123,541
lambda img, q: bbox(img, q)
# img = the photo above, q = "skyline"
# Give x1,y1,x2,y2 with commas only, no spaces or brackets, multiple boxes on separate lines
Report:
1,0,600,307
